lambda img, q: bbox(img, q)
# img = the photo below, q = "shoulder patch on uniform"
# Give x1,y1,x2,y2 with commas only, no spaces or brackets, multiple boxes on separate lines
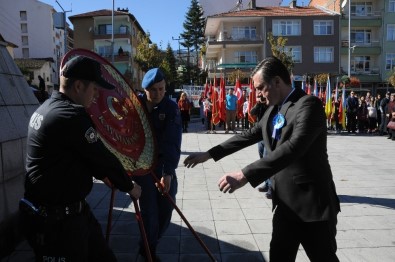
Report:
85,127,98,143
159,113,166,121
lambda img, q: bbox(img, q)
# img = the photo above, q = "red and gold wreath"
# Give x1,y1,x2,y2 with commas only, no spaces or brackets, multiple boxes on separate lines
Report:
61,48,155,176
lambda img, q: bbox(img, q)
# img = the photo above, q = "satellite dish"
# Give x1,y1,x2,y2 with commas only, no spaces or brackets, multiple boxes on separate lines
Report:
341,0,347,8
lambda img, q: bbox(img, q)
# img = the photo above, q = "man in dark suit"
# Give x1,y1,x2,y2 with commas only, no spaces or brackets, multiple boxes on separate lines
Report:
184,56,340,262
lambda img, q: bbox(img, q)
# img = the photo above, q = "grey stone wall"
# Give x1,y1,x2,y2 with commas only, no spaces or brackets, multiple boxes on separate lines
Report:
0,41,39,257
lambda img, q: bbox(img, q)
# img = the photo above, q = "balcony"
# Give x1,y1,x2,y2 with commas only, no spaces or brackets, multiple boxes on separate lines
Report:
98,51,130,63
207,34,264,45
341,40,381,55
341,10,382,27
216,62,258,70
93,27,131,40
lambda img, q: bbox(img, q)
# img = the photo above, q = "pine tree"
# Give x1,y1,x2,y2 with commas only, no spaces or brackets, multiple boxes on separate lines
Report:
180,0,205,85
162,43,179,94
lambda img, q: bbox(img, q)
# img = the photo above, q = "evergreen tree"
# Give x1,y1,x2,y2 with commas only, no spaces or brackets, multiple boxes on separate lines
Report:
134,32,163,72
180,0,205,85
161,43,179,94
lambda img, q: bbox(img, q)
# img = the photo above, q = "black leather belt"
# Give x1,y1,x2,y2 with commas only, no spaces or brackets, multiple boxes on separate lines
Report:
20,198,87,218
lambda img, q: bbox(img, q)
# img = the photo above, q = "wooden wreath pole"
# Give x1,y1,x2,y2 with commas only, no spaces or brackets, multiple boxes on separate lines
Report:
151,173,217,262
132,198,152,262
105,187,116,243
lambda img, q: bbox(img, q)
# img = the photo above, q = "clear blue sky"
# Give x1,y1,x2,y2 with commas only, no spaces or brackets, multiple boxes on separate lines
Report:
40,0,191,50
41,0,303,50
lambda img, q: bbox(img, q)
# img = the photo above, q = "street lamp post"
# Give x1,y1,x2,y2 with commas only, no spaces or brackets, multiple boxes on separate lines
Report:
347,0,351,77
111,0,115,64
55,0,71,56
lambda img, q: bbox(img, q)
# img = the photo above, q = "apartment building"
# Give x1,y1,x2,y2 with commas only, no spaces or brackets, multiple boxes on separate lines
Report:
310,0,395,93
203,1,340,83
0,0,68,90
69,9,147,91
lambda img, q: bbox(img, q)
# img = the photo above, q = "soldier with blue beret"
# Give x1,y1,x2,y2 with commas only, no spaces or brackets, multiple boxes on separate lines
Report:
134,67,182,261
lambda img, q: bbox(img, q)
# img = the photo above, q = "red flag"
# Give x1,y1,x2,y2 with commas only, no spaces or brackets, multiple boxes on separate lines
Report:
203,78,209,98
235,78,244,119
211,77,221,125
306,82,311,95
219,74,226,122
248,79,257,123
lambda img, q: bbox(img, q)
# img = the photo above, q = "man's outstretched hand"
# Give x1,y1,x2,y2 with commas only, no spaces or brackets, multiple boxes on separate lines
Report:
218,171,248,193
183,152,211,168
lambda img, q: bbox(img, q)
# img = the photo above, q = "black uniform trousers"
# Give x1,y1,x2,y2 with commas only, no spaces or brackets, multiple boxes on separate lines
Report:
270,202,339,262
19,203,116,262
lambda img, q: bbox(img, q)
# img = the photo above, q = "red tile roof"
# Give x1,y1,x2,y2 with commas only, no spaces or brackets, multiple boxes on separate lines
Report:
69,9,128,18
209,6,336,17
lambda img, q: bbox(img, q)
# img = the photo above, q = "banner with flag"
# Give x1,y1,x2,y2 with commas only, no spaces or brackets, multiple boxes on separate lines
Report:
341,84,346,130
248,79,257,123
211,77,221,125
203,78,209,99
313,78,318,97
219,75,226,122
325,75,332,119
234,78,244,119
306,80,311,95
291,72,295,89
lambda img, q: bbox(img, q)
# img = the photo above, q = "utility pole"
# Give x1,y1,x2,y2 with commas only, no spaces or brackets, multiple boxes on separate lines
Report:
111,0,115,64
172,36,182,60
55,1,71,56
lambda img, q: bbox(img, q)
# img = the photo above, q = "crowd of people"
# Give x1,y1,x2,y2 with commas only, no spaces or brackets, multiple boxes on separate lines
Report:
336,90,395,140
20,50,393,262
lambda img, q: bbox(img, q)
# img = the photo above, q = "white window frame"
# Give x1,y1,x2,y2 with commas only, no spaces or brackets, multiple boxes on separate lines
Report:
284,46,302,63
351,56,370,73
389,0,395,12
20,11,27,21
351,2,373,16
234,51,257,64
314,47,334,63
387,24,395,41
231,26,257,40
21,23,28,33
21,35,28,46
351,29,371,44
313,20,333,35
272,20,301,36
385,53,395,70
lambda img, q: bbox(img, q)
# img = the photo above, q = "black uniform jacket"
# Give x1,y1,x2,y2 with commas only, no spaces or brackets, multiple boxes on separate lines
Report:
209,88,340,222
25,91,134,205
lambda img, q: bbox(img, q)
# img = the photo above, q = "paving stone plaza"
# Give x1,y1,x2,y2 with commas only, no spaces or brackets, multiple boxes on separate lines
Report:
4,120,395,262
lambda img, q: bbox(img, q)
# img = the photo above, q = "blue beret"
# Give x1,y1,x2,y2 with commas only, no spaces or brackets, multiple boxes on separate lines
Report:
142,68,165,89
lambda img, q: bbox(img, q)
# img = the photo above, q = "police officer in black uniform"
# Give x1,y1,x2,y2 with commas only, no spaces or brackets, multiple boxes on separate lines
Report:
19,55,141,261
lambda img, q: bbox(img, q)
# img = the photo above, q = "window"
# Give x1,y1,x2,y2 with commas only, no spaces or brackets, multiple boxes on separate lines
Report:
21,23,28,33
314,20,333,35
22,48,29,58
351,2,373,16
314,47,333,63
234,51,257,63
20,11,27,21
389,0,395,12
284,46,302,63
231,26,257,40
351,56,370,73
98,45,113,57
272,20,301,36
21,36,28,46
385,53,395,70
351,29,371,44
98,24,112,35
387,24,395,41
